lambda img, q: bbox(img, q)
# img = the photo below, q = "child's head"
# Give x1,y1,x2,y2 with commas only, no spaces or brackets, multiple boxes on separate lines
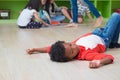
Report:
41,0,47,5
49,41,79,62
25,0,47,11
50,0,54,3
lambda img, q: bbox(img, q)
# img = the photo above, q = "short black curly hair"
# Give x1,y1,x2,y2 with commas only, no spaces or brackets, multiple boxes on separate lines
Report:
49,41,70,62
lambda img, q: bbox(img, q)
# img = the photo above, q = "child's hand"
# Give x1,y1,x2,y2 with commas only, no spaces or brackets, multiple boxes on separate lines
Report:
43,23,49,27
26,48,35,55
89,60,103,68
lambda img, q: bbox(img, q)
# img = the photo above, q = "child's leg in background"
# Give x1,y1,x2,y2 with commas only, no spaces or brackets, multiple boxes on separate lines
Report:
27,22,42,29
50,15,65,22
61,7,72,22
83,0,100,18
83,0,103,27
70,0,78,23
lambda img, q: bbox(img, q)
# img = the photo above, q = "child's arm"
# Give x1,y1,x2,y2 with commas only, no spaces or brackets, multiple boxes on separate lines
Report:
46,15,51,24
26,47,48,55
83,49,114,68
86,12,93,22
44,11,51,24
89,57,113,68
33,12,49,26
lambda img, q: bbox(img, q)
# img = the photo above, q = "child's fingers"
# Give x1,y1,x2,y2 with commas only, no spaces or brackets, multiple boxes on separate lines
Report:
89,61,100,68
26,49,32,54
89,61,95,68
89,62,96,68
26,49,29,53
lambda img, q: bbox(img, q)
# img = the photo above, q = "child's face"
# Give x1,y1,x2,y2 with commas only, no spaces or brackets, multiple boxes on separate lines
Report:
50,0,54,3
62,42,79,60
41,0,46,5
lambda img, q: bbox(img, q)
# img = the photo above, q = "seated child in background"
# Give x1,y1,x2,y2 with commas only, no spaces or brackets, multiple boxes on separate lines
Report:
17,0,49,29
39,9,60,26
39,9,51,24
44,0,72,23
26,13,120,68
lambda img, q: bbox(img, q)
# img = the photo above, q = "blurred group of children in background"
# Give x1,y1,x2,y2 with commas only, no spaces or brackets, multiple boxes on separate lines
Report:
17,0,103,29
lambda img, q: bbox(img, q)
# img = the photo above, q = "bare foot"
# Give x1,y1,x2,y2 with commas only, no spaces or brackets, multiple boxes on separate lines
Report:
93,16,103,27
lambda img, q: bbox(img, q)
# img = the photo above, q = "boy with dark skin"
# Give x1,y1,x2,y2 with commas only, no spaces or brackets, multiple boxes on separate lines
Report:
27,41,114,68
27,13,120,68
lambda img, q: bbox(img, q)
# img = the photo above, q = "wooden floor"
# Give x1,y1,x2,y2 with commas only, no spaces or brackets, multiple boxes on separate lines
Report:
0,22,120,80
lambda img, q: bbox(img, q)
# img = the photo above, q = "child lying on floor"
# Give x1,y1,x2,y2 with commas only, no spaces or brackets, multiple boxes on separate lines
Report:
26,13,120,68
